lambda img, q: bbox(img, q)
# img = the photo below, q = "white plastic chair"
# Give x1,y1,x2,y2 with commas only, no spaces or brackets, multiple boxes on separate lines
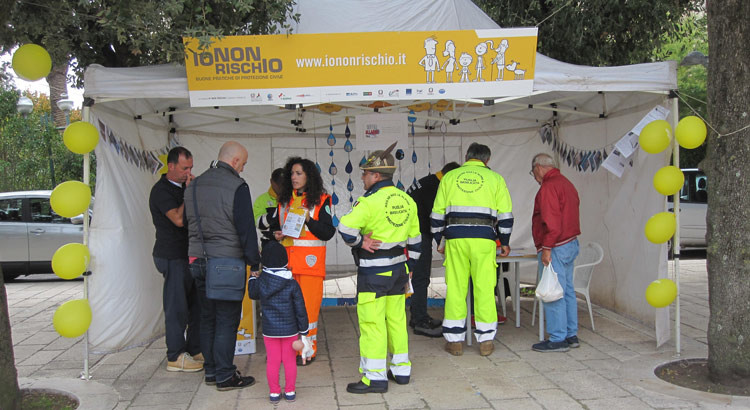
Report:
532,242,604,333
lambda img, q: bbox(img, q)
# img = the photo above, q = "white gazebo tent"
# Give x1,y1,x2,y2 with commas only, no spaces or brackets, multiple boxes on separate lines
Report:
81,0,678,355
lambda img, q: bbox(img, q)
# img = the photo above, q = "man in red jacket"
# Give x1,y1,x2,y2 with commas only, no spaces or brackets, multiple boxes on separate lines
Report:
530,153,581,353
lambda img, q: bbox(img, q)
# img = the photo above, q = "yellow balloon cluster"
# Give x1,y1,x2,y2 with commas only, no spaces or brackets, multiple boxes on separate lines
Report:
63,121,99,154
644,212,676,244
639,120,673,154
53,299,92,338
676,116,707,149
52,243,90,280
50,181,91,218
645,279,678,308
12,44,52,82
652,166,685,196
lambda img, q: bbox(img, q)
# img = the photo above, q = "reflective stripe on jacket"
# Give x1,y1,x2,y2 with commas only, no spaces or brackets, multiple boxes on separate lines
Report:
430,160,514,245
278,193,330,277
338,180,422,275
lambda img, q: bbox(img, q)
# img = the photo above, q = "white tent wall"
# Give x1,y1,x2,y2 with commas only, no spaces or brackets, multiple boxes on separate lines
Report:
86,93,670,353
82,0,677,353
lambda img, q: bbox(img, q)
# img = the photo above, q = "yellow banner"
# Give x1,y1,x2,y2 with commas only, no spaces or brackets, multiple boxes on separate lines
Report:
184,28,537,106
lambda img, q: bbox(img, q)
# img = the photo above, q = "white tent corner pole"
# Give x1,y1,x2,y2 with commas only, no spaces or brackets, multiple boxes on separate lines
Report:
82,105,92,380
670,93,681,356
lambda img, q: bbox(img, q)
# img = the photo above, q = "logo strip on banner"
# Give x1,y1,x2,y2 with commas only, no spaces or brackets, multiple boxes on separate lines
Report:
184,28,538,107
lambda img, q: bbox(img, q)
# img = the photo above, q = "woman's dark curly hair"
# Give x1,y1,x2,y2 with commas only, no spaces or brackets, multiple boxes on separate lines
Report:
277,157,327,208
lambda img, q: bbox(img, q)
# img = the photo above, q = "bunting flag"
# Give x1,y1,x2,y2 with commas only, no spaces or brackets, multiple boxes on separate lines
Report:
96,119,173,174
538,122,609,173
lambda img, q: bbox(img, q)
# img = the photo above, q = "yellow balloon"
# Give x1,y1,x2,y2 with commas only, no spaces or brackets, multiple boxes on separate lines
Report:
52,243,90,280
639,120,673,154
158,153,168,174
653,166,685,196
676,116,707,149
12,44,52,82
53,299,92,338
63,121,99,154
50,181,91,218
645,279,678,308
644,212,676,244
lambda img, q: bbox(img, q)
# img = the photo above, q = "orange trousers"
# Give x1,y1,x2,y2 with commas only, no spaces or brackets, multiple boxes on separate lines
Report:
293,274,324,358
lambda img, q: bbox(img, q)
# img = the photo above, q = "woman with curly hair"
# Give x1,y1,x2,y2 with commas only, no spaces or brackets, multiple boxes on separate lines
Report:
259,157,335,366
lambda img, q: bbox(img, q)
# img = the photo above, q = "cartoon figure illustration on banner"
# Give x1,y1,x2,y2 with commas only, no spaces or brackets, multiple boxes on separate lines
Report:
473,40,493,82
441,40,456,83
490,39,509,81
458,52,473,83
505,61,526,80
418,36,440,83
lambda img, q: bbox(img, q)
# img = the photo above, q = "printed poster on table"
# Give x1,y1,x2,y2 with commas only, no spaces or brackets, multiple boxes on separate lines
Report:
183,28,538,107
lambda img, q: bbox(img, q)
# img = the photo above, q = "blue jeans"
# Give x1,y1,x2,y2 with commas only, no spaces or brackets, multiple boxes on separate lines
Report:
153,257,201,362
190,258,243,383
537,240,579,343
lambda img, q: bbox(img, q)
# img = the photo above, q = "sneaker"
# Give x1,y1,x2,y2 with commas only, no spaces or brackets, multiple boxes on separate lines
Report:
479,340,494,356
532,340,570,353
205,375,216,386
346,380,388,394
166,352,204,372
409,316,442,329
412,320,443,338
387,369,410,385
565,336,580,348
269,393,281,403
284,392,296,402
216,371,256,391
191,353,205,363
445,342,463,356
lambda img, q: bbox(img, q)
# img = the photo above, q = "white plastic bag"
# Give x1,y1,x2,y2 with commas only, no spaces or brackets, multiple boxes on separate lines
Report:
536,263,564,303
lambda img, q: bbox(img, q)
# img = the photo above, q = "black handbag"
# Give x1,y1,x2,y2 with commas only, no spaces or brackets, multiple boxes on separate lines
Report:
191,181,246,301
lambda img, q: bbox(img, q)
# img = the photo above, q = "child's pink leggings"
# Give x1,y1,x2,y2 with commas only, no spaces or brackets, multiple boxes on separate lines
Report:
264,335,297,394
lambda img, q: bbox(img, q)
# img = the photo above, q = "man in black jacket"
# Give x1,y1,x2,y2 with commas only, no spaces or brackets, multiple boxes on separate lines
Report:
184,141,260,391
406,162,459,337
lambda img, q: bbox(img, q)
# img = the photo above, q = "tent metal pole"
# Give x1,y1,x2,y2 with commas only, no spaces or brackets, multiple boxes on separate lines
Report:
671,94,681,356
82,105,92,380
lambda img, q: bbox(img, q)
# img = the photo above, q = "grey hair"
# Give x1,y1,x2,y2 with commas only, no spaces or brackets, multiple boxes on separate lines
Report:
465,142,491,163
532,153,556,168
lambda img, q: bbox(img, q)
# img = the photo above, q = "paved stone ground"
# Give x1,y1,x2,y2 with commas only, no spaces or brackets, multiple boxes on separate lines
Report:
8,255,750,409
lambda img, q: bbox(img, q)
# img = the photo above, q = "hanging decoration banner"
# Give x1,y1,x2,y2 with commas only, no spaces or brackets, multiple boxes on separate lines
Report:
183,28,538,107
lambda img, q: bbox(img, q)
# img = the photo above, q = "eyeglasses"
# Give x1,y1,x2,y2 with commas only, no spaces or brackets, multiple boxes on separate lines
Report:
529,164,536,177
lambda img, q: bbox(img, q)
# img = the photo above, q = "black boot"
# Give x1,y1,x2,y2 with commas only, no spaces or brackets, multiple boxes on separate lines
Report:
346,380,388,394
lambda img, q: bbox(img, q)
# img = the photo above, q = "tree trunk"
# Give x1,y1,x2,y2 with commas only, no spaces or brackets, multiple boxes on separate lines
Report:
0,267,21,410
705,0,750,386
47,62,69,129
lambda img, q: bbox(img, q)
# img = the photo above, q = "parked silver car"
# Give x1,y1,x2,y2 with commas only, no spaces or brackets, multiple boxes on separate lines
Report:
668,168,707,250
0,191,87,281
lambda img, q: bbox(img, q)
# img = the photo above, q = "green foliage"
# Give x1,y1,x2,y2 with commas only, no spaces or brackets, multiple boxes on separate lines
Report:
657,13,708,169
474,0,703,66
1,0,299,87
0,88,94,192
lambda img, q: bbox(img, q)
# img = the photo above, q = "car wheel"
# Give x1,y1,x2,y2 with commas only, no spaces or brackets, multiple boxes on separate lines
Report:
3,273,20,283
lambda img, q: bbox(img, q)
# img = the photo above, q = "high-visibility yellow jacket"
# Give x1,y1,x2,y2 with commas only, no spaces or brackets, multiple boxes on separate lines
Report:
338,180,422,275
430,159,514,245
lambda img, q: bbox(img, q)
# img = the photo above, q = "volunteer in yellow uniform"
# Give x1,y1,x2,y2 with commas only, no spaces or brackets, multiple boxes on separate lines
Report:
431,142,513,357
338,145,421,394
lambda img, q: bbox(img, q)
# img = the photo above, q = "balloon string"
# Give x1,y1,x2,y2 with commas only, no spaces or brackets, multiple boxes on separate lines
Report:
677,93,750,138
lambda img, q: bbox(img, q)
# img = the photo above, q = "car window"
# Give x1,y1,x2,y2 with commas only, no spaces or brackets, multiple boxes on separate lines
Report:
29,197,71,224
0,198,23,221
